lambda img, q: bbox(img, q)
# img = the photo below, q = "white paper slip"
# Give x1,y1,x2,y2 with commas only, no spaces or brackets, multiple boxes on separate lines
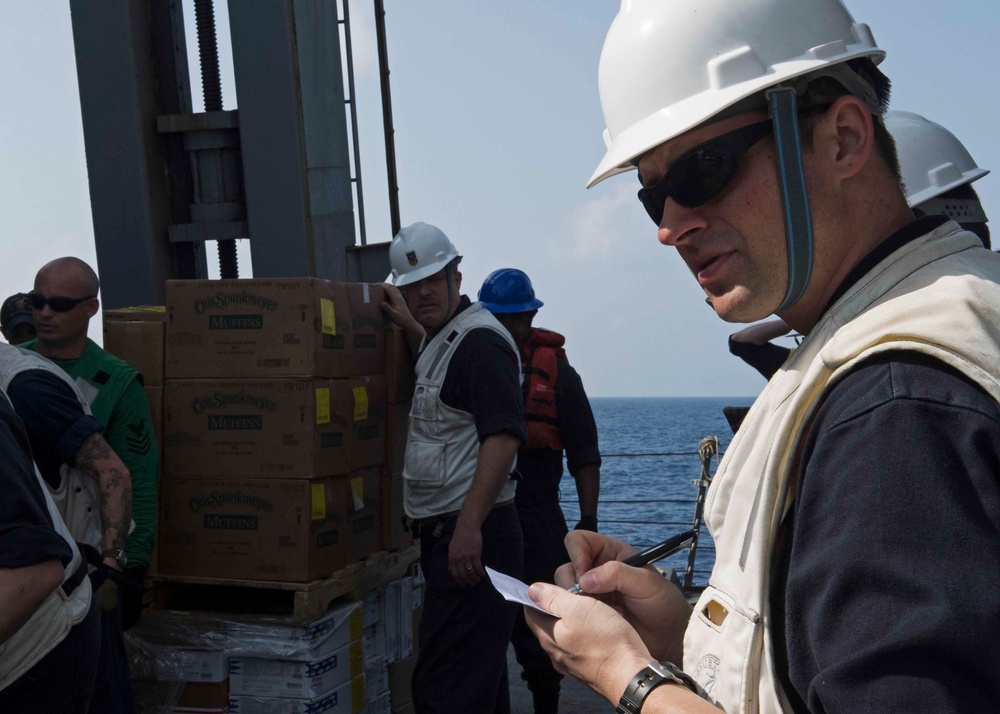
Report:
485,567,557,617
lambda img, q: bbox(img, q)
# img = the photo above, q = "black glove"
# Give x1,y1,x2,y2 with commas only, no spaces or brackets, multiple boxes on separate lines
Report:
574,515,599,532
119,565,148,631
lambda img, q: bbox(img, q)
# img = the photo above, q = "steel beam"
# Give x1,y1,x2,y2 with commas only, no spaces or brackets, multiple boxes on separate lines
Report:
228,0,372,281
69,0,207,308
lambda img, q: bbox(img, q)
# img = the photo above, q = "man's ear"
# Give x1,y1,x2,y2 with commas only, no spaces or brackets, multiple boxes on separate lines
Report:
86,298,100,319
453,270,463,291
818,95,874,181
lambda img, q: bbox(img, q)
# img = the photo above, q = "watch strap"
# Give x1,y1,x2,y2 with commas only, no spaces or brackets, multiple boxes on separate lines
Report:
102,547,127,568
616,661,698,713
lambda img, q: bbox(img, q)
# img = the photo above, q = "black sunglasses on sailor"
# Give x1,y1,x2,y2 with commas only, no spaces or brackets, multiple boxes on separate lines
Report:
637,104,831,225
28,292,96,312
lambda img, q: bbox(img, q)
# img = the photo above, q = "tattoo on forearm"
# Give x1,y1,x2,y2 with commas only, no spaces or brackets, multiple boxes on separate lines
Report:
78,433,133,550
76,432,112,470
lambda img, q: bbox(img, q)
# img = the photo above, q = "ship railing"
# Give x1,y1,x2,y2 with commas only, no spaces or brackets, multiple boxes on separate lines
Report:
560,437,720,593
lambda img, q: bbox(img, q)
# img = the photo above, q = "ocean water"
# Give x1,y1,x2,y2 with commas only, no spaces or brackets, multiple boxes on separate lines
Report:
557,396,755,587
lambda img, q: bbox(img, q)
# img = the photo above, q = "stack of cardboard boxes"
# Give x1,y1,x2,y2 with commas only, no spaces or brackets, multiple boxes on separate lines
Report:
226,601,367,714
360,574,423,714
102,306,167,449
128,602,368,714
155,278,391,583
106,278,424,713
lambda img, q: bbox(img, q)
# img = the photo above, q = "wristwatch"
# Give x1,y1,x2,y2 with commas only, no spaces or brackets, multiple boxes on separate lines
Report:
102,547,127,570
616,660,698,713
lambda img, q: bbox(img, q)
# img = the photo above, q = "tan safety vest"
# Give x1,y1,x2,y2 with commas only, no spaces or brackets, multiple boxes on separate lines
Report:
403,302,520,519
683,222,1000,713
0,388,93,692
0,343,102,550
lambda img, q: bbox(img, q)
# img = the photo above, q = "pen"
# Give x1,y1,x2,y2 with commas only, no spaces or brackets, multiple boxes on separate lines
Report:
567,529,696,595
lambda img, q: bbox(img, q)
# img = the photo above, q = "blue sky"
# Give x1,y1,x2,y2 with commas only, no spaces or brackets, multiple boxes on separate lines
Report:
1,1,997,396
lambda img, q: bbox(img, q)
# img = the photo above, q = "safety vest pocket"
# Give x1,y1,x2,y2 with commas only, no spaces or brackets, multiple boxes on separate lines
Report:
410,385,442,436
402,439,447,486
684,584,762,713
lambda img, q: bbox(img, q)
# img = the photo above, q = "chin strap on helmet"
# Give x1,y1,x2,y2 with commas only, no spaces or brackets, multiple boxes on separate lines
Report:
767,87,814,312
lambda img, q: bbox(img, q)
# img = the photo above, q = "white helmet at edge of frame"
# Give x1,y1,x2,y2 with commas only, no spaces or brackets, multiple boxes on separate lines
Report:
389,222,461,287
588,0,885,188
886,110,989,209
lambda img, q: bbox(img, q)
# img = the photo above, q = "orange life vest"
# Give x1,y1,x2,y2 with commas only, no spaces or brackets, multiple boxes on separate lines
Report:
523,328,565,451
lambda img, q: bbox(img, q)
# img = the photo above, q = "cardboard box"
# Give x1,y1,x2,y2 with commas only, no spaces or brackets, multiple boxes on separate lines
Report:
384,401,409,478
158,475,373,582
387,654,416,707
165,279,386,379
397,578,414,661
383,578,414,663
176,680,230,710
344,467,379,564
229,640,364,699
362,589,384,628
145,385,164,451
224,600,362,662
347,283,389,377
363,620,386,667
163,376,385,479
151,648,229,683
378,475,411,553
384,582,400,663
103,306,167,386
384,327,414,404
228,674,366,714
364,656,388,701
362,589,386,664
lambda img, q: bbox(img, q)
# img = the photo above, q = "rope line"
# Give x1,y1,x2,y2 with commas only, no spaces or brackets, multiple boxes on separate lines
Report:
560,498,702,505
600,451,700,457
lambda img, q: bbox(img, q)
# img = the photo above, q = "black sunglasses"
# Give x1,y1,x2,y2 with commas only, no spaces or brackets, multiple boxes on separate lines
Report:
28,293,96,312
637,104,830,225
637,120,772,225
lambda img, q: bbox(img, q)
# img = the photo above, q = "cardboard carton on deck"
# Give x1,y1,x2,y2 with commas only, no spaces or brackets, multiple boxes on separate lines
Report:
347,282,389,377
165,279,387,379
163,376,385,479
103,306,167,386
228,674,366,714
224,600,363,662
384,327,415,404
157,470,379,582
229,639,364,699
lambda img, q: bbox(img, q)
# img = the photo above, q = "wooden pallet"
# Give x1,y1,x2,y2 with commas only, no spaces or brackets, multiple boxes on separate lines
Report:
150,545,420,624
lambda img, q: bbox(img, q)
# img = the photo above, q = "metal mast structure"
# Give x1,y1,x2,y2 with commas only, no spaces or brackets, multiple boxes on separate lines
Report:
68,0,391,309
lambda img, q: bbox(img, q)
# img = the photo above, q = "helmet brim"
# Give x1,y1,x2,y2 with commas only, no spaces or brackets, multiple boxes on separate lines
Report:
480,298,544,314
587,50,885,189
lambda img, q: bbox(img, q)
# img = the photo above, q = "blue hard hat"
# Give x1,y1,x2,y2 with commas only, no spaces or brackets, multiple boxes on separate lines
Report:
478,268,544,314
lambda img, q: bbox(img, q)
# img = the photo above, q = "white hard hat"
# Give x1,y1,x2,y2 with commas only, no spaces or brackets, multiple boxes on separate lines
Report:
389,222,461,287
588,0,885,188
886,110,989,209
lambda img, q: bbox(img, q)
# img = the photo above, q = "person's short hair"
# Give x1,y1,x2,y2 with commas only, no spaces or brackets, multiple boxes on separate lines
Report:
798,58,901,186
